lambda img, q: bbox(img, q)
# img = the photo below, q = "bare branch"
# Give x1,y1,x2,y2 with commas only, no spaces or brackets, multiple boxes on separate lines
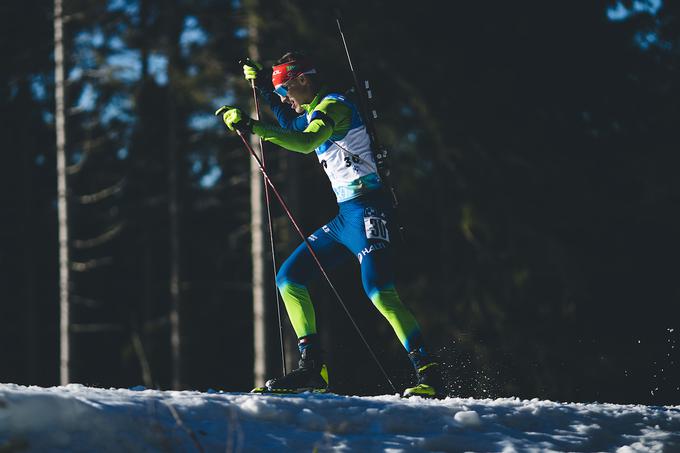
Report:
71,323,122,333
70,257,113,271
71,294,104,308
77,177,127,204
66,134,114,175
72,223,124,249
131,332,154,388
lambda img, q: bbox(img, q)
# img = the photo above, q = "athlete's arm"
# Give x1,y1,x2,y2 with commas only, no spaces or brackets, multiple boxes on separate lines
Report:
260,90,309,131
252,99,351,154
253,118,331,154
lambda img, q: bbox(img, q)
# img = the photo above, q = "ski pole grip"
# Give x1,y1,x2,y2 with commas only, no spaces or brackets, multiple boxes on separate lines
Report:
239,57,259,72
239,58,258,89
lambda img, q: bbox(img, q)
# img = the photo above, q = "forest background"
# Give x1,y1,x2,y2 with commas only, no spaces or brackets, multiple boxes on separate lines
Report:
1,0,678,405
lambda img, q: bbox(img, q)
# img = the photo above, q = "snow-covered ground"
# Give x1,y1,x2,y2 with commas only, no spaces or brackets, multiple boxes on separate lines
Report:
0,383,679,452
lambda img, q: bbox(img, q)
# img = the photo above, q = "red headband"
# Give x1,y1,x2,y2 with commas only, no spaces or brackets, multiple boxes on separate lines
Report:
271,60,317,88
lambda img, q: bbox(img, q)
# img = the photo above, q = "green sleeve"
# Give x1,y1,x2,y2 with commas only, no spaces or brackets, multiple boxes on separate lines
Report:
251,99,352,154
317,98,352,136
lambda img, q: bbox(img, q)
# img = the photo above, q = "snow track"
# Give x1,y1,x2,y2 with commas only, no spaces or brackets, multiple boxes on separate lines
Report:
1,383,679,452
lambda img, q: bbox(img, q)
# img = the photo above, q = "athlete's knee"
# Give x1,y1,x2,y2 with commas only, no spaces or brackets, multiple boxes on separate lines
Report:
360,255,394,296
275,271,285,289
276,258,293,288
276,251,304,288
368,287,404,311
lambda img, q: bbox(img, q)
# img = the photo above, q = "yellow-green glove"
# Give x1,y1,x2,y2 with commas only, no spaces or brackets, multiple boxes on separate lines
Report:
214,105,253,134
240,57,271,92
243,59,262,82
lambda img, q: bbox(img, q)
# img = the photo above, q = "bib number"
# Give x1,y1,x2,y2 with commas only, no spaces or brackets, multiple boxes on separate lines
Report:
364,216,390,242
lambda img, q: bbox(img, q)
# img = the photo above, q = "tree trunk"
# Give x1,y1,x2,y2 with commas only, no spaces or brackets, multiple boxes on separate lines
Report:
22,80,38,383
168,101,181,390
54,0,71,386
162,1,183,390
246,0,280,387
167,36,182,390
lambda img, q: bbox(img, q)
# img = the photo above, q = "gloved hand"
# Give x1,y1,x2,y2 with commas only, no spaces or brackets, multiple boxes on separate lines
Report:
242,59,262,82
214,105,253,134
240,58,271,92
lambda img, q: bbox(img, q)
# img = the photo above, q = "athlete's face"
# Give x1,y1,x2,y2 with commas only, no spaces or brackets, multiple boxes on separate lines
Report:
278,75,314,114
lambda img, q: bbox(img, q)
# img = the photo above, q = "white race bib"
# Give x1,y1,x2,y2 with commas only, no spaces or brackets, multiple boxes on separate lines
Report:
364,215,390,242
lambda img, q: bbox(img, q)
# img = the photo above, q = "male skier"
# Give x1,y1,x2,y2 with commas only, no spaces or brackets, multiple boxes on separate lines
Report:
216,51,444,398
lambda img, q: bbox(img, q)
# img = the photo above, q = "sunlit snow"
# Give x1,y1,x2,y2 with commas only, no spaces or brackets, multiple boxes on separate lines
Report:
1,383,678,452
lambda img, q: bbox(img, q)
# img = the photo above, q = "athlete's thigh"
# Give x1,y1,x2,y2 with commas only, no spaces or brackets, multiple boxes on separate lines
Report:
277,222,353,285
342,194,394,263
336,193,397,289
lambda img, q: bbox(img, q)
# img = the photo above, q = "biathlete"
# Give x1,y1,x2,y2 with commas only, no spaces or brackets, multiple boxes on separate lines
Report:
216,51,444,398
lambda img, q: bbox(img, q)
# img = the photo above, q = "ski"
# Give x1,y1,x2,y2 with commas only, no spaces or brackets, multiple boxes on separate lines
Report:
250,387,332,395
250,387,442,399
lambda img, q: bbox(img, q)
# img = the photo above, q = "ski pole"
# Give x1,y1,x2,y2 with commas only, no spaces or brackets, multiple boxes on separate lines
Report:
232,129,397,394
241,58,288,376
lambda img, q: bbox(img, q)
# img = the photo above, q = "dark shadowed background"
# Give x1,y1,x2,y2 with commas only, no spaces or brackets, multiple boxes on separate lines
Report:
1,0,678,405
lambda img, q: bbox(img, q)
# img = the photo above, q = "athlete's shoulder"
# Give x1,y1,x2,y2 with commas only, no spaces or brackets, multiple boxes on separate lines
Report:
320,90,355,106
314,93,352,119
322,92,346,102
319,87,357,108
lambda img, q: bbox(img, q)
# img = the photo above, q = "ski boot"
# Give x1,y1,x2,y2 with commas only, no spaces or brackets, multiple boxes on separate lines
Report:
403,349,444,398
252,335,329,394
